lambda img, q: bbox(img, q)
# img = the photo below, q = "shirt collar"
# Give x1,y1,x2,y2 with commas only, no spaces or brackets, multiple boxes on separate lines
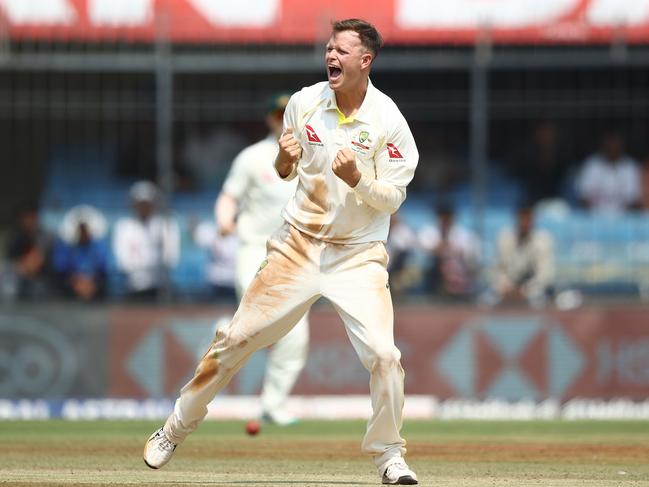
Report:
324,78,375,125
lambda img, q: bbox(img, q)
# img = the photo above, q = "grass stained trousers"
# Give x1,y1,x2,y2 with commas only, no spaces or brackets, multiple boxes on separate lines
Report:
235,242,309,420
164,222,407,467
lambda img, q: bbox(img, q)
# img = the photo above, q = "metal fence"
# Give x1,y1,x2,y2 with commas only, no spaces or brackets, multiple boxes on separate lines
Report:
1,35,649,300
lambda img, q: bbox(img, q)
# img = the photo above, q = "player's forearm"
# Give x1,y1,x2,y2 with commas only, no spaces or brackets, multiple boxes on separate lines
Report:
352,174,406,214
274,154,298,180
215,193,238,235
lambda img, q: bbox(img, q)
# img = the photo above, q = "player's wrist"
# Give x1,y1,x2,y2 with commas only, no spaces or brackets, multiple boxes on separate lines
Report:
275,158,295,178
347,169,362,188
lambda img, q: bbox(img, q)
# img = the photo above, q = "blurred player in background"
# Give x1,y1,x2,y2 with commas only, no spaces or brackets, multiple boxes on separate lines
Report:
145,19,419,485
214,93,309,426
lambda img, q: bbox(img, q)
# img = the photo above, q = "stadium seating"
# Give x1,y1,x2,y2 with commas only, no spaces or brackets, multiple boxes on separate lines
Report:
37,145,649,300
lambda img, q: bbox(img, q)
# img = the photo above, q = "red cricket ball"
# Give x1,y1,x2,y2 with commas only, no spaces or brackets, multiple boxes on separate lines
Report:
245,420,261,436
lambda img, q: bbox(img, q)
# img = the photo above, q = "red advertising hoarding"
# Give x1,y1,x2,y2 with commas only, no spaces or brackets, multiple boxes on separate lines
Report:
108,305,649,401
2,0,649,45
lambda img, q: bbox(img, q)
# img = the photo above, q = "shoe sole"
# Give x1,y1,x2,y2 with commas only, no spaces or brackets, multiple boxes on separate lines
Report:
382,475,418,485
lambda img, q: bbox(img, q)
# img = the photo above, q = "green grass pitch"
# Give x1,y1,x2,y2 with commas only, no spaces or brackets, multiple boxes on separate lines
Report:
1,419,649,486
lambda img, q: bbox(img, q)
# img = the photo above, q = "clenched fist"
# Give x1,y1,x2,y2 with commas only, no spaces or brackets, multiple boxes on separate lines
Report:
275,128,302,178
332,148,362,187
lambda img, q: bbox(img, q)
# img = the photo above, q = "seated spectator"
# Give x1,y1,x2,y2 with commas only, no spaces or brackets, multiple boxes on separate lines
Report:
575,129,641,213
112,181,180,300
386,212,420,296
487,203,554,308
52,205,109,301
192,219,238,303
4,203,53,300
418,204,481,300
507,120,569,203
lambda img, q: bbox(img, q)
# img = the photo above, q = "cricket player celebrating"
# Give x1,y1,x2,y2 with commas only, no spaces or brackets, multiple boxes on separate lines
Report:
144,18,419,485
215,94,309,426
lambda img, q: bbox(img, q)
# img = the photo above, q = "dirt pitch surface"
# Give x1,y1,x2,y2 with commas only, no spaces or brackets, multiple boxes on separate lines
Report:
1,420,649,486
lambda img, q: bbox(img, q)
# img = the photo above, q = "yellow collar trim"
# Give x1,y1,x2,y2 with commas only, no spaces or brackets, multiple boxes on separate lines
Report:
336,108,356,125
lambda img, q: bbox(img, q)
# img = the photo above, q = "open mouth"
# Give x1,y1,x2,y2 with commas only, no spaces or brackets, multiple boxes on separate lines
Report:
328,66,342,80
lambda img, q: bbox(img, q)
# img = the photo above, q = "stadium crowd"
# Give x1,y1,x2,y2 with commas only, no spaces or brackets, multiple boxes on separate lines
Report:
1,125,649,306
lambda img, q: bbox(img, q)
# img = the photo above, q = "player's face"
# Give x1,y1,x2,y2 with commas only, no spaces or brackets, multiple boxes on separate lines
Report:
325,31,372,92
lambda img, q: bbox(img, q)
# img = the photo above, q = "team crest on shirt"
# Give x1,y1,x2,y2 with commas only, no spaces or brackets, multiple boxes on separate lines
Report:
305,125,324,146
351,130,371,155
387,143,405,161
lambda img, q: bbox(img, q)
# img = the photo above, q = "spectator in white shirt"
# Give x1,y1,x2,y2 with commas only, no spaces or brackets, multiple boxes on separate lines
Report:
488,203,554,308
112,181,180,300
575,130,641,214
418,204,481,300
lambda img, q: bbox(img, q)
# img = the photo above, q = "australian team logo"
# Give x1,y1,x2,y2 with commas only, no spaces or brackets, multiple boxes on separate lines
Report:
387,143,405,160
351,130,371,154
305,125,323,145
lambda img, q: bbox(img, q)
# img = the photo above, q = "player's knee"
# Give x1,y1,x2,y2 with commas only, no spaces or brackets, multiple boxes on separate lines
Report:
220,326,252,351
369,347,402,374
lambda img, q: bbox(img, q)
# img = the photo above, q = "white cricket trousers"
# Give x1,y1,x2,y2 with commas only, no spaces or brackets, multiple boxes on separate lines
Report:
164,223,407,467
235,242,309,419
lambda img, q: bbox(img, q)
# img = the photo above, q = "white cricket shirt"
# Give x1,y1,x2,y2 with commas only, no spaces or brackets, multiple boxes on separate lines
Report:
280,80,418,244
112,214,180,291
223,135,298,246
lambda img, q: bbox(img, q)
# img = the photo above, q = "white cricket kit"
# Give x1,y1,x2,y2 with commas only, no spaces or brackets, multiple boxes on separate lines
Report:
223,135,298,247
281,80,418,244
221,134,309,420
165,80,418,469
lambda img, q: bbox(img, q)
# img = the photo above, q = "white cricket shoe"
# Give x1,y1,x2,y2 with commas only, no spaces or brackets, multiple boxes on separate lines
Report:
260,410,299,426
143,428,177,469
380,457,418,485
